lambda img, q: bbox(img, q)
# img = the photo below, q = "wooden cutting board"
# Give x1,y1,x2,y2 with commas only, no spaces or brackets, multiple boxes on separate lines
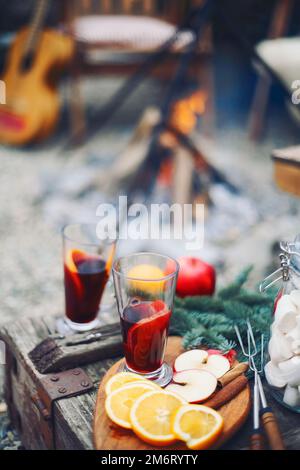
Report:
93,337,251,450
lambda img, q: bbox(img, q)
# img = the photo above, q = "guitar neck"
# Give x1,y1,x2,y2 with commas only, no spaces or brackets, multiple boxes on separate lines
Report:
23,0,49,57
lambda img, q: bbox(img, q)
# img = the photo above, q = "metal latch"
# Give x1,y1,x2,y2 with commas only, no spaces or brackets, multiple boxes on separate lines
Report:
31,368,93,421
30,367,93,448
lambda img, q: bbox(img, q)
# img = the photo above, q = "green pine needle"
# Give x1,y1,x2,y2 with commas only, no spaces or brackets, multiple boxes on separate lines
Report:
170,265,275,355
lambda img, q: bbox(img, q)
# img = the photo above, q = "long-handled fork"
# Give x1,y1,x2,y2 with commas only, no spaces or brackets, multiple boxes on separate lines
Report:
235,324,264,450
235,322,285,450
247,322,285,451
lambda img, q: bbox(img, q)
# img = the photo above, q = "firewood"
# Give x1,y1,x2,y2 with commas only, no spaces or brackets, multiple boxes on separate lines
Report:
94,107,161,193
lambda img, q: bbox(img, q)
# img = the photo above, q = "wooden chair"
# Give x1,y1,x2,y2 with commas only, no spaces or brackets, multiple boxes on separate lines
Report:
248,0,294,140
62,0,214,142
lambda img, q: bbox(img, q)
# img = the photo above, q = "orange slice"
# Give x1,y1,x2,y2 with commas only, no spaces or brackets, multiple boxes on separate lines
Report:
129,390,186,446
104,372,159,396
65,248,87,273
105,243,116,274
171,404,223,450
127,264,165,295
64,248,87,297
104,382,158,429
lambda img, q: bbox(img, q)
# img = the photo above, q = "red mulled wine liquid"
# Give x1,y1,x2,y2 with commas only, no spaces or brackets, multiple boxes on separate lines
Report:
120,300,171,373
64,251,108,324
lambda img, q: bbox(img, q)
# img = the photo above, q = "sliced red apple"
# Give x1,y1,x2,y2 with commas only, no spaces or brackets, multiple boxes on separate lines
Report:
207,348,237,366
174,349,208,372
165,369,217,403
201,355,230,379
174,350,230,379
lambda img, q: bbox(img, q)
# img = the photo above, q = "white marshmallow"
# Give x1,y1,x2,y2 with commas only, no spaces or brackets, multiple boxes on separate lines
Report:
264,361,287,388
291,340,300,355
268,329,294,363
283,385,300,408
278,356,300,387
275,295,298,322
276,311,298,334
290,290,300,310
286,316,300,341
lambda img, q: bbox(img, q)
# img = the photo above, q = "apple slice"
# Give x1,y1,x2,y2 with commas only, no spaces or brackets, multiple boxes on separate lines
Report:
174,349,208,372
165,369,217,403
174,350,230,379
201,355,230,379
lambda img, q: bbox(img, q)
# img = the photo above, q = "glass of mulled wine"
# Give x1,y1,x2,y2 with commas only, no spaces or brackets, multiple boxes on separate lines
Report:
112,252,179,386
63,224,116,331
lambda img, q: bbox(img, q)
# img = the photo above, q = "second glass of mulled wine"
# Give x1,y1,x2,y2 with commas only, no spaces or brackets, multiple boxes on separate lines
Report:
63,223,116,331
112,252,179,386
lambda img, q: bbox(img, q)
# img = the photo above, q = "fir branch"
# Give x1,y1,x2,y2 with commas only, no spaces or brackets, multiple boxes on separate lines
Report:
169,307,198,336
170,265,275,354
223,300,253,321
175,296,225,312
183,327,235,352
218,265,253,300
234,292,273,306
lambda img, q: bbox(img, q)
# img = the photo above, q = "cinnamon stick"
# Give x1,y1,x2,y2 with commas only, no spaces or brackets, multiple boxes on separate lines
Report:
218,362,249,388
204,375,248,409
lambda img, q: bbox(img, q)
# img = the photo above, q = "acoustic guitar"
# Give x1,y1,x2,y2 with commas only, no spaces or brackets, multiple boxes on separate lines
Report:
0,0,74,146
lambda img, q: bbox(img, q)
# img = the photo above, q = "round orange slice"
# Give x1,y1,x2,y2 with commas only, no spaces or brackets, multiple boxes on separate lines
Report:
171,404,223,450
104,382,158,429
105,372,159,396
129,390,186,446
127,264,165,295
65,248,87,273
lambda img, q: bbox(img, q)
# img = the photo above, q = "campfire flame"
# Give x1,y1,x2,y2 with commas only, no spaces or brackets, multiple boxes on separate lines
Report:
157,89,207,188
170,90,207,135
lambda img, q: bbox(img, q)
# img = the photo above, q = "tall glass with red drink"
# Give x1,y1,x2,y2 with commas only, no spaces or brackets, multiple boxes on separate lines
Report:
112,252,179,386
63,224,115,331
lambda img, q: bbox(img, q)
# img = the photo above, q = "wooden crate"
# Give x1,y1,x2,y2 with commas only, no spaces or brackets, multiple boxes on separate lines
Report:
0,315,121,450
2,314,300,450
272,146,300,197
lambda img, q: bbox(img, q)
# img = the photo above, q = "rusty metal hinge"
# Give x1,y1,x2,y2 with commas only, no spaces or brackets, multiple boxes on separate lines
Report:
30,367,93,447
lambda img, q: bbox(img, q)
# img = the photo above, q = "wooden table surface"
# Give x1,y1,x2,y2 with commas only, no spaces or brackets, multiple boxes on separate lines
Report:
2,315,300,450
54,357,300,450
58,358,300,450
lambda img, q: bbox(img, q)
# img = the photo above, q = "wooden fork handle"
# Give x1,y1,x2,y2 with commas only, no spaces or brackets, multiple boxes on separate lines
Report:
260,407,285,450
250,431,264,450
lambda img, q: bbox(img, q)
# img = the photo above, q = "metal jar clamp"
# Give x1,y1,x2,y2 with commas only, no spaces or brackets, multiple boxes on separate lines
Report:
259,241,300,293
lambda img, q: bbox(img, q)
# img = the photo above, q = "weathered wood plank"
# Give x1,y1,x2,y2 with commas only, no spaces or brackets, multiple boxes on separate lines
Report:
2,314,300,450
29,322,123,373
0,315,121,449
54,358,118,449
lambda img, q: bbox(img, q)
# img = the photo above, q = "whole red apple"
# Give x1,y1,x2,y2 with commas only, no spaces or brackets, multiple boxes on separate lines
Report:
175,256,216,297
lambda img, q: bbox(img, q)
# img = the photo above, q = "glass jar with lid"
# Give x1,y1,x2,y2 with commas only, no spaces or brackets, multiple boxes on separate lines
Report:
260,236,300,413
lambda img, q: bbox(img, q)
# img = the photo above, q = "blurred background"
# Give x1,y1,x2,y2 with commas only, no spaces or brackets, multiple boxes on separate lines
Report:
0,0,300,324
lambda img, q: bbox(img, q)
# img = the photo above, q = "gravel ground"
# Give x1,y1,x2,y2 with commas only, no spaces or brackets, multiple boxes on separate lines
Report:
0,77,299,448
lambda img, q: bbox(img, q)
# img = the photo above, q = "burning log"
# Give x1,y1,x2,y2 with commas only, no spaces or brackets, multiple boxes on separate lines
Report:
91,107,161,194
90,89,237,205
